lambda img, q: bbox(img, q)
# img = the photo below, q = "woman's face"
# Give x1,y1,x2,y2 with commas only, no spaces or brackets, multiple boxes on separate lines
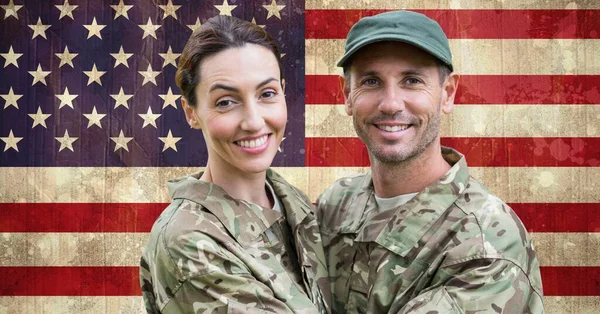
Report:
183,44,286,177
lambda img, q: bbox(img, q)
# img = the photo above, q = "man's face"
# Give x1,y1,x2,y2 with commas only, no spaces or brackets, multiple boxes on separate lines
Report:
342,41,458,164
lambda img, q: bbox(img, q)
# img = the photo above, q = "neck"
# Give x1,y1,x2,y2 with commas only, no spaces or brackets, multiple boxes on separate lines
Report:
370,142,450,198
200,159,272,208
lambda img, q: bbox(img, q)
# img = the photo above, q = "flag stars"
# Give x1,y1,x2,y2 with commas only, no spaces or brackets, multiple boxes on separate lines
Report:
138,107,162,128
1,87,22,109
263,0,285,20
159,46,180,68
55,130,78,152
111,87,133,109
110,46,133,68
1,0,22,20
215,0,237,16
55,0,78,20
251,17,265,29
28,18,51,39
138,64,161,86
159,130,181,152
55,87,78,109
55,46,78,68
187,17,201,32
83,17,106,39
158,0,180,20
83,64,106,86
159,87,180,109
28,107,52,128
83,106,106,128
139,17,161,39
1,46,22,68
1,130,23,152
110,130,133,152
28,64,51,86
110,0,133,20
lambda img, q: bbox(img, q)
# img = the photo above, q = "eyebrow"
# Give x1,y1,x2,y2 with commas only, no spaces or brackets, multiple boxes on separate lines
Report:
357,69,426,78
209,77,279,93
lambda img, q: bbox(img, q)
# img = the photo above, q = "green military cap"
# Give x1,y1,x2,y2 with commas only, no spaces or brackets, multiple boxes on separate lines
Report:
337,10,453,71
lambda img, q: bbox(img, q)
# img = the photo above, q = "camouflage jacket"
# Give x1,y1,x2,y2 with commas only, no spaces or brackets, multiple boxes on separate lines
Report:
140,169,331,313
316,147,544,314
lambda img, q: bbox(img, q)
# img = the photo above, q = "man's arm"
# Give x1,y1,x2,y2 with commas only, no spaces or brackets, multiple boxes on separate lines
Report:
395,258,545,314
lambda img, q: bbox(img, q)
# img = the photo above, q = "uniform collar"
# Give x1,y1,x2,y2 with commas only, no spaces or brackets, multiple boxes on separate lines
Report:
356,147,470,256
167,171,283,248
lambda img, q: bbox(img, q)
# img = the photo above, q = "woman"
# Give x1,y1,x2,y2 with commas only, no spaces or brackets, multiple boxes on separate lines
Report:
139,16,331,313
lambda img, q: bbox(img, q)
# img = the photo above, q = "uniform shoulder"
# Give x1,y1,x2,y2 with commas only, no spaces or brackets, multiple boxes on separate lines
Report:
317,173,368,206
316,173,369,234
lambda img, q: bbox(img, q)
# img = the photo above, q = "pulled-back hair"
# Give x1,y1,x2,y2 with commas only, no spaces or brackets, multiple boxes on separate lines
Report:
176,15,283,107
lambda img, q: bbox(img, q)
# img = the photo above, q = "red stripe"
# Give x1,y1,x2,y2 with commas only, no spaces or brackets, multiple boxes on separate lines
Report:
541,267,600,296
0,203,166,232
0,266,596,296
306,9,600,39
508,203,600,233
305,137,600,167
0,267,140,296
306,75,600,105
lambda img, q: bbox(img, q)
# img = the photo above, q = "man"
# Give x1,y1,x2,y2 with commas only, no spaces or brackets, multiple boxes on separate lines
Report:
316,11,544,313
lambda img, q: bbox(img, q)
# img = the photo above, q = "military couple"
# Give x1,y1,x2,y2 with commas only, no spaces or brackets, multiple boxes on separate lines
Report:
139,11,544,314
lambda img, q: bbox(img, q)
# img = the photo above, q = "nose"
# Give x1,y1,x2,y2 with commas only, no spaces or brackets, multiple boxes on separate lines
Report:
378,85,405,114
240,100,265,131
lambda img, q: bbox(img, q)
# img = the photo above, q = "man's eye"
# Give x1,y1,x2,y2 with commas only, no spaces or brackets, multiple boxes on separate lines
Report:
405,77,422,85
362,78,379,86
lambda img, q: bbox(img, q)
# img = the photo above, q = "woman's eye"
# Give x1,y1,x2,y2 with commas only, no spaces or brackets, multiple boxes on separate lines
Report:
215,99,233,108
261,90,276,98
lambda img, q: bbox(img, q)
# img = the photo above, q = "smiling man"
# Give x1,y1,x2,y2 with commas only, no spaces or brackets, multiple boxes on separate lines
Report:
316,11,545,313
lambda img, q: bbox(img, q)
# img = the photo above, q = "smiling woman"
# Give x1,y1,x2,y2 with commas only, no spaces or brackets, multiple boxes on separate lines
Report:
139,16,331,314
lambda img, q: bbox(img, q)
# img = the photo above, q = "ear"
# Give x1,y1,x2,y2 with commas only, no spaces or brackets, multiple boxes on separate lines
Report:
339,74,353,116
441,73,459,115
182,98,201,129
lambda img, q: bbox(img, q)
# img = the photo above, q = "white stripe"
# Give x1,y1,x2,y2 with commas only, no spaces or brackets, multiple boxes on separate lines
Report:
306,0,600,10
1,167,599,203
0,296,145,314
306,39,600,75
306,104,600,138
1,232,596,267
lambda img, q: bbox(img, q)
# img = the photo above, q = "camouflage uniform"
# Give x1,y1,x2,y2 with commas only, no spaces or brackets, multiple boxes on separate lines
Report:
140,169,331,313
316,147,544,313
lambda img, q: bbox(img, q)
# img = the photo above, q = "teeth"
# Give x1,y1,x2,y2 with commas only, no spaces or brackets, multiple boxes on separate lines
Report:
236,135,268,148
379,125,409,132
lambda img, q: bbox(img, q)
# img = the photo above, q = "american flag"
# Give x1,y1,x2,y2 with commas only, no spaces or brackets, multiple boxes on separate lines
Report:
0,0,598,313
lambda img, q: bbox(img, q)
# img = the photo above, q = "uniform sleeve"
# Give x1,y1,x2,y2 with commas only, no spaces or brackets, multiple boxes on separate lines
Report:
139,255,161,314
395,259,545,314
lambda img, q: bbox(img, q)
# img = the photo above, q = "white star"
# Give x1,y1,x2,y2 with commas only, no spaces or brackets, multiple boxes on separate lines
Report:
251,17,265,29
1,0,22,20
55,46,78,68
28,64,51,86
215,0,237,16
263,0,285,20
110,130,133,152
187,17,201,32
159,130,181,152
158,46,180,68
83,64,106,86
110,0,133,20
55,129,78,152
28,17,51,39
1,46,22,68
55,0,78,20
1,87,22,109
55,86,78,109
111,87,133,109
138,64,161,86
139,17,161,39
158,0,180,20
138,106,162,129
278,136,286,152
1,130,23,152
83,17,106,39
83,106,106,128
159,87,180,109
110,45,133,68
28,106,52,129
